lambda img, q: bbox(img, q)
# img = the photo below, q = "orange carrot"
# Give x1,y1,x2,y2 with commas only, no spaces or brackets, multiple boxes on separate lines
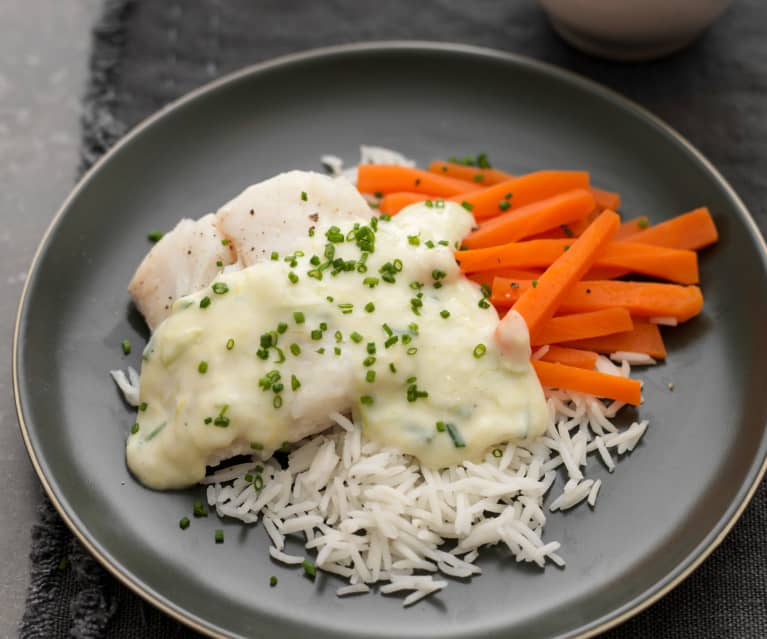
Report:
462,189,595,249
465,268,543,289
457,239,698,284
449,171,591,220
622,207,718,250
357,165,482,197
561,320,667,359
507,210,621,340
378,192,431,215
614,216,650,240
492,279,703,323
590,187,621,211
427,161,512,186
429,162,620,213
531,360,642,405
532,308,633,346
539,345,598,370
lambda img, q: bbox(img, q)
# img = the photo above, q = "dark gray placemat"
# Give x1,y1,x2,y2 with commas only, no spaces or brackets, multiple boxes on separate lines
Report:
19,1,766,637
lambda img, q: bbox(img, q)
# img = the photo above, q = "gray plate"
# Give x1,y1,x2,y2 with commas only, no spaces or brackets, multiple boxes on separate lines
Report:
13,43,767,639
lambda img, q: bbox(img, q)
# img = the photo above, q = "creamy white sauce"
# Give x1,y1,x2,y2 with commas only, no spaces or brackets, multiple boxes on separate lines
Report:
128,199,547,489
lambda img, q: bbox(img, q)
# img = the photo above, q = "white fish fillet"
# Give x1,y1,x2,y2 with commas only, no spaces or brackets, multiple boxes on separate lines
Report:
128,213,236,330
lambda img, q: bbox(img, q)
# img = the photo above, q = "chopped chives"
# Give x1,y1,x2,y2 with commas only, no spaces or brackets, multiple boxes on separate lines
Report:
277,322,288,334
638,218,649,229
389,363,397,373
273,395,282,409
382,323,393,336
302,559,316,579
204,417,212,424
288,272,299,284
291,374,301,391
424,240,435,248
301,191,308,202
147,230,163,242
461,201,474,212
316,347,325,354
216,260,223,267
532,279,538,288
214,529,224,543
130,422,139,435
364,302,375,313
366,342,376,354
334,346,342,356
435,421,446,433
270,251,279,261
198,361,208,374
363,356,376,367
350,331,363,343
445,422,466,448
384,335,398,348
366,370,376,383
254,475,264,491
363,277,379,288
498,200,511,211
211,282,229,294
440,310,450,319
338,303,354,314
244,473,254,482
560,224,574,237
200,296,211,309
289,343,301,356
479,299,491,309
221,239,230,246
401,334,412,345
179,516,190,530
226,338,235,350
310,329,323,340
193,501,207,517
139,401,148,411
360,395,374,405
270,576,278,587
250,442,264,450
473,343,487,358
407,235,420,246
293,311,305,324
120,339,131,355
492,448,503,458
407,347,417,355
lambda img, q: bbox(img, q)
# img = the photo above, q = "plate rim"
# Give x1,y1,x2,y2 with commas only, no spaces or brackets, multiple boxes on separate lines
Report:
13,40,767,639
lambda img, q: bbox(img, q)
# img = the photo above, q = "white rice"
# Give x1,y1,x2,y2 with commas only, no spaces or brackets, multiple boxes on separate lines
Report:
197,383,648,606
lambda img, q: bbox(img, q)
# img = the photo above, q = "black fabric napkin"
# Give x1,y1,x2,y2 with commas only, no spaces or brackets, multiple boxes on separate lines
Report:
20,1,766,637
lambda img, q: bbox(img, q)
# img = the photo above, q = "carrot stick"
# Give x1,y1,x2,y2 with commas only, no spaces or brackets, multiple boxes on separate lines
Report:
465,268,543,289
561,320,667,359
531,360,642,405
449,171,591,220
532,308,633,346
539,345,598,370
621,207,718,250
427,161,512,186
462,189,595,249
357,165,482,197
614,216,650,240
457,239,698,284
378,192,431,215
429,162,620,214
591,187,621,211
492,279,704,323
505,210,620,340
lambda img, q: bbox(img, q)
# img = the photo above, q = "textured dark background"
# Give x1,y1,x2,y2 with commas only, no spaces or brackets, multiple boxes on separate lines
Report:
14,0,767,637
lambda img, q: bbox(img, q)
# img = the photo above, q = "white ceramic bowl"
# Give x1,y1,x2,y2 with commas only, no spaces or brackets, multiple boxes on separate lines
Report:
538,0,734,61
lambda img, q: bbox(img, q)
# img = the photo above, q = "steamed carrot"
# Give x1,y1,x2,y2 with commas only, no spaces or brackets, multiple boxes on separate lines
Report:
532,308,633,346
449,171,591,220
507,210,621,340
457,239,698,284
429,162,620,214
561,320,667,359
462,189,595,249
357,165,482,197
428,161,511,186
465,268,543,289
614,216,650,240
622,207,718,250
492,279,703,323
591,187,621,211
539,345,598,370
378,192,431,215
531,360,642,405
